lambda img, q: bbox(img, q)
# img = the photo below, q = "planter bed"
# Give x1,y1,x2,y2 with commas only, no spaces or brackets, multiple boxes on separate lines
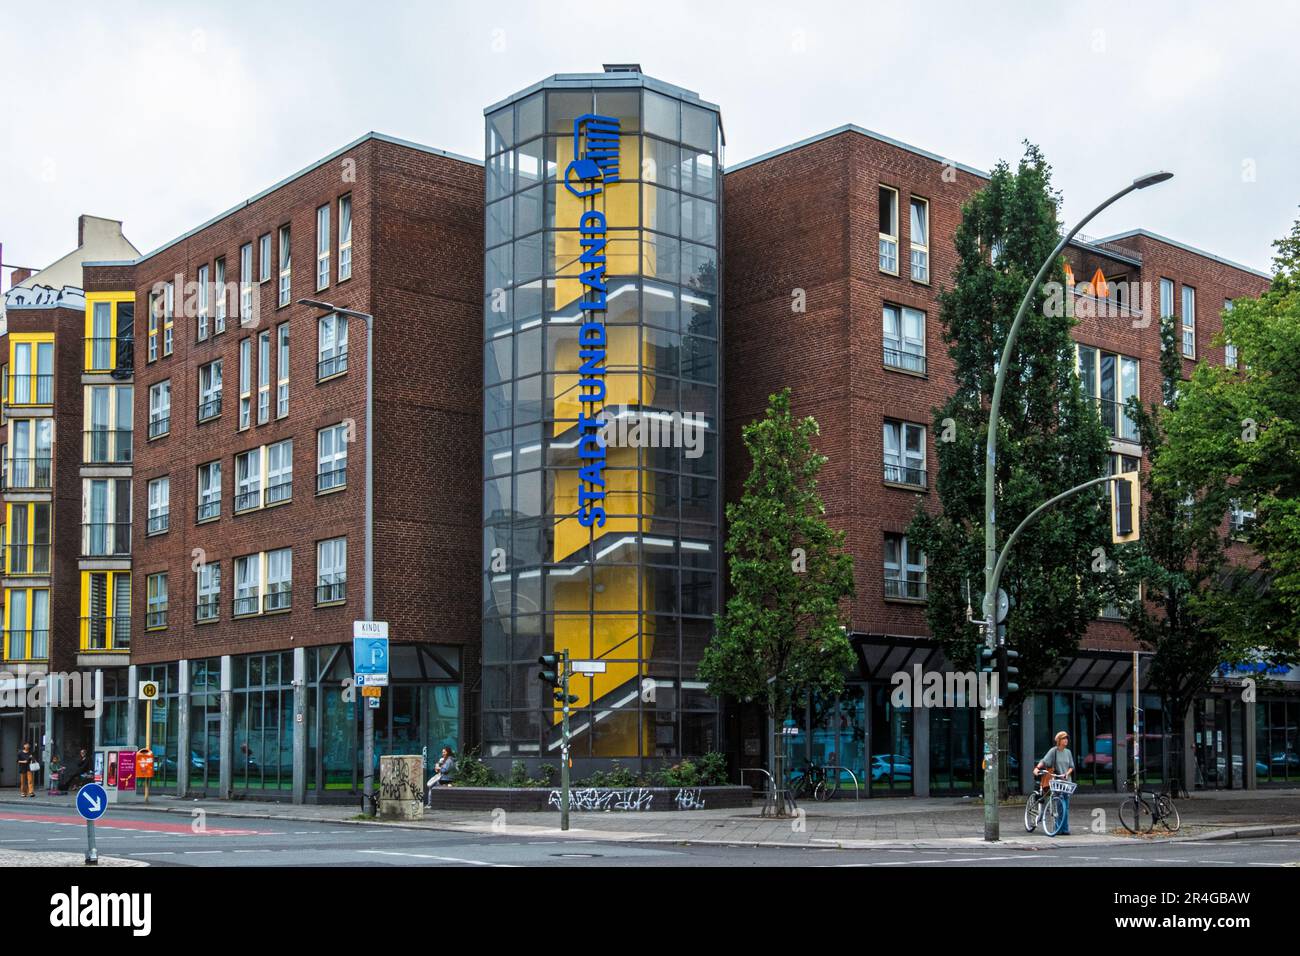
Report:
425,784,753,812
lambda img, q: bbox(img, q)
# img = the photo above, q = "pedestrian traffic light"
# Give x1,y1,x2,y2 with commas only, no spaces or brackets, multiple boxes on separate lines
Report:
538,654,561,689
554,691,579,705
979,645,996,675
999,646,1021,695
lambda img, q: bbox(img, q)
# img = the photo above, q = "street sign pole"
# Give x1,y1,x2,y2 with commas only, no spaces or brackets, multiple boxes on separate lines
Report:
144,698,152,804
560,652,570,832
76,783,108,865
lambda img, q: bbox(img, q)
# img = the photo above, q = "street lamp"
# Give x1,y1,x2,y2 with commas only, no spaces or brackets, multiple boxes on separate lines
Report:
979,172,1172,842
299,297,377,816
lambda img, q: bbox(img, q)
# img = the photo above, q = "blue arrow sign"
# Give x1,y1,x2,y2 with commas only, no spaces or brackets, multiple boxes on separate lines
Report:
76,783,108,821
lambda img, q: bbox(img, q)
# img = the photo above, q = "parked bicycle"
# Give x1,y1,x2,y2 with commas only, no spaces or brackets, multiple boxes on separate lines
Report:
1119,779,1180,833
1024,769,1075,835
788,761,839,802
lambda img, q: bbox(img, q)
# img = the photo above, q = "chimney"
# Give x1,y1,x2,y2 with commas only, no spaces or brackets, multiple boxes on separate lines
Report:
10,267,32,288
79,214,89,248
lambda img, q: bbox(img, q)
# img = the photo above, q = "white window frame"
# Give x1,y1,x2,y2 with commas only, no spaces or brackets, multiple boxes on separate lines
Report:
884,534,927,601
147,293,159,362
240,242,253,322
317,423,348,493
1223,299,1237,367
147,476,170,536
214,256,227,333
199,359,222,422
259,233,272,283
276,323,289,418
196,561,221,622
196,264,209,341
317,312,348,379
266,547,292,612
146,572,168,630
239,338,251,430
1159,277,1175,318
316,537,347,605
257,329,271,424
197,460,222,522
163,281,175,356
338,194,353,281
235,447,263,513
278,225,292,307
878,185,899,275
148,380,171,439
1181,284,1196,358
316,204,330,291
883,420,926,488
883,303,926,374
266,439,293,505
909,196,929,283
234,554,261,617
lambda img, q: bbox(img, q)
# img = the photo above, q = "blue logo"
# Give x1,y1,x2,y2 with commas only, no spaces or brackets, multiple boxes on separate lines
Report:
76,783,109,821
353,637,388,676
564,114,621,198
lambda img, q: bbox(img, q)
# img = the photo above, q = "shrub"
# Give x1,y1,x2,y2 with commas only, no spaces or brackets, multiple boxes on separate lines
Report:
697,751,728,786
539,764,558,786
454,749,499,787
656,759,700,787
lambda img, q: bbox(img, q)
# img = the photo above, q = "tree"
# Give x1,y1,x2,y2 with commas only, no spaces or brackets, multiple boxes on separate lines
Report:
1154,216,1300,650
699,388,854,814
909,143,1119,693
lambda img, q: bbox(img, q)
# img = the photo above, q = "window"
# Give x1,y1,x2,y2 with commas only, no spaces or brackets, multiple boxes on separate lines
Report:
239,337,251,429
199,359,222,421
338,194,353,281
84,384,132,463
266,439,293,505
257,330,271,424
1181,285,1196,357
1077,345,1140,442
6,502,51,575
147,477,170,535
1108,453,1141,543
240,242,254,321
317,312,348,379
909,197,929,283
884,533,926,601
163,281,174,356
879,185,899,274
197,264,209,340
9,338,54,405
266,547,292,612
197,460,222,522
234,554,260,616
5,587,50,660
147,292,159,362
196,561,221,622
146,573,168,629
316,537,346,605
883,420,927,487
8,418,53,489
89,300,113,370
214,257,227,333
883,304,926,374
81,478,131,557
316,204,330,290
278,225,292,307
259,233,272,283
276,322,289,418
148,380,171,439
1159,278,1175,319
1230,499,1255,537
80,571,130,651
235,447,263,513
317,423,349,492
1224,299,1237,367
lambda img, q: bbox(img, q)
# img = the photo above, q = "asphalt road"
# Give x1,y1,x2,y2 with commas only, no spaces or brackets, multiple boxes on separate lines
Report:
2,804,1299,867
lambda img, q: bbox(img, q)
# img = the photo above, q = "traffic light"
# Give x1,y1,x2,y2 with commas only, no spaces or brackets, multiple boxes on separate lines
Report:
554,690,580,705
979,645,996,677
1000,646,1021,695
538,654,561,689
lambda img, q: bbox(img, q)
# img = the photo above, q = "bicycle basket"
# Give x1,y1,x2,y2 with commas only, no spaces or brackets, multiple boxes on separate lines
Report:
1049,778,1077,795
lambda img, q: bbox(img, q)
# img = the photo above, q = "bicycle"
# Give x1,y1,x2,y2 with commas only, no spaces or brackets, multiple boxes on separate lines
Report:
788,761,839,802
1119,780,1181,833
1024,770,1075,835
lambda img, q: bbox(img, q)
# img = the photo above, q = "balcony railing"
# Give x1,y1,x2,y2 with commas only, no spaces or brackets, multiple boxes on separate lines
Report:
147,512,170,535
317,351,348,380
85,336,135,374
266,478,292,505
83,429,133,464
884,575,927,601
316,579,346,605
147,416,170,439
146,607,167,629
234,488,262,513
198,396,222,421
1095,397,1140,443
10,374,54,405
883,462,927,488
196,499,221,523
264,588,292,612
81,522,132,557
884,345,927,375
80,616,131,651
4,456,52,490
196,597,219,623
3,629,50,660
233,594,260,617
6,545,52,576
316,467,346,493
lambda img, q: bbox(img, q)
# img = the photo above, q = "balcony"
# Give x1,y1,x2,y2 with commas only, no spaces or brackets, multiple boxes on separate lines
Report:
266,478,292,506
147,416,170,440
234,488,262,513
316,579,346,605
884,575,927,602
83,429,133,464
84,336,135,376
196,499,221,523
4,457,53,490
196,597,219,623
10,374,54,406
6,544,52,576
234,594,260,617
80,615,131,652
147,512,170,535
81,522,131,558
884,344,927,376
317,351,348,380
198,396,222,422
316,467,346,493
3,629,49,660
1096,397,1140,443
883,462,927,488
264,588,292,613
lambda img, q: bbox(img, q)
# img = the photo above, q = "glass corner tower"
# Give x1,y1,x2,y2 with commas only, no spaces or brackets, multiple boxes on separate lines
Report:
481,72,723,767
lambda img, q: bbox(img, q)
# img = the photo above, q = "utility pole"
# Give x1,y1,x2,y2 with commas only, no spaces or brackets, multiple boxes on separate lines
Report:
539,651,575,830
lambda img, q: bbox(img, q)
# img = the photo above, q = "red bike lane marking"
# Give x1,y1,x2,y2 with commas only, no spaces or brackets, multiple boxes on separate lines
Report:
0,811,264,836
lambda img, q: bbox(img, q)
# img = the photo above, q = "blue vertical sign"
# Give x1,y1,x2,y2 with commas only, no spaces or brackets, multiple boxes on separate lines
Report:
353,620,389,686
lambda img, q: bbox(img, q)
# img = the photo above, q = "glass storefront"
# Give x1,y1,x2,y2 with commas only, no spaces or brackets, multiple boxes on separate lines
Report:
1256,699,1300,785
189,658,221,794
481,76,722,762
137,662,179,790
232,652,294,793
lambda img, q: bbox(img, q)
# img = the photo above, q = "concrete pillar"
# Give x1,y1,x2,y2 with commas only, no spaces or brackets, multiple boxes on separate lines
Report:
219,656,233,799
1019,696,1035,794
125,666,138,749
1183,704,1196,794
1244,697,1257,790
1114,691,1128,788
913,707,930,797
292,647,307,805
43,687,54,783
177,659,190,797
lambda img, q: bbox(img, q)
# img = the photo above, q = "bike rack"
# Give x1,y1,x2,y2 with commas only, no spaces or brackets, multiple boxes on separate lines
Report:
740,768,801,817
823,764,862,800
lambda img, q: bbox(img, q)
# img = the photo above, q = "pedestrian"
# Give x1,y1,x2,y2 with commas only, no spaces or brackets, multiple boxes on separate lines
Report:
17,742,37,798
1034,731,1075,835
58,748,93,794
424,747,456,806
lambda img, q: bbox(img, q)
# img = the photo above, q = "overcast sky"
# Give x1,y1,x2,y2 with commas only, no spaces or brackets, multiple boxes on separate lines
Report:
2,0,1296,279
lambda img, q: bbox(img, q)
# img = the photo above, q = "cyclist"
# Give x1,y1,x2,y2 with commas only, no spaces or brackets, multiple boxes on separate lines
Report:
1034,731,1075,835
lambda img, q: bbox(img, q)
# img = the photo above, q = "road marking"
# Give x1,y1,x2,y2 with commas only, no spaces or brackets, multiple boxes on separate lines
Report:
357,849,516,867
1247,861,1291,867
1108,857,1146,861
1196,860,1235,864
184,850,223,855
1067,856,1099,860
130,852,174,857
45,838,78,842
0,839,36,843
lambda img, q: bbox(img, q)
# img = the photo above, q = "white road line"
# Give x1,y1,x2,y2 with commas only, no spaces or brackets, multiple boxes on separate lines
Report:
357,849,516,867
1067,856,1100,860
183,850,223,855
0,839,36,843
1247,861,1292,867
130,852,174,857
45,838,78,842
1196,860,1235,864
1108,857,1146,861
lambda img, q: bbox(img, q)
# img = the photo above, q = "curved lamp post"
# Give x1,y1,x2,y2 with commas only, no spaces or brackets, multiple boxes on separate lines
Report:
980,172,1172,841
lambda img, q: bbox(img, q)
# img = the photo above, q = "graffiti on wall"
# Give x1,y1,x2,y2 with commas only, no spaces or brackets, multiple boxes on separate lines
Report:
545,787,709,811
4,284,86,309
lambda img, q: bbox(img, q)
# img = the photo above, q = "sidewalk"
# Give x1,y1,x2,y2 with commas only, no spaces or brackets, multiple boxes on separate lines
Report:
4,787,1298,851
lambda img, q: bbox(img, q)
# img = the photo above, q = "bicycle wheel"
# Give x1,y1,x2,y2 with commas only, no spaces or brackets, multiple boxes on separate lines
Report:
787,773,806,799
1119,795,1154,833
1156,794,1181,832
1023,793,1041,832
1043,795,1066,836
815,772,840,802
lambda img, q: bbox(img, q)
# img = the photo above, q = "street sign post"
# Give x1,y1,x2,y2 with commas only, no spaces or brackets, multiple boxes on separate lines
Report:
76,783,108,865
138,680,160,803
353,621,389,818
570,660,607,675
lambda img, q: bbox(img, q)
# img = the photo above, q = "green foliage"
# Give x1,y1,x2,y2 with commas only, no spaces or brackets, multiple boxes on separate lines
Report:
699,388,856,724
655,760,700,787
453,749,499,787
577,761,639,788
907,142,1118,689
538,764,558,786
696,751,728,786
